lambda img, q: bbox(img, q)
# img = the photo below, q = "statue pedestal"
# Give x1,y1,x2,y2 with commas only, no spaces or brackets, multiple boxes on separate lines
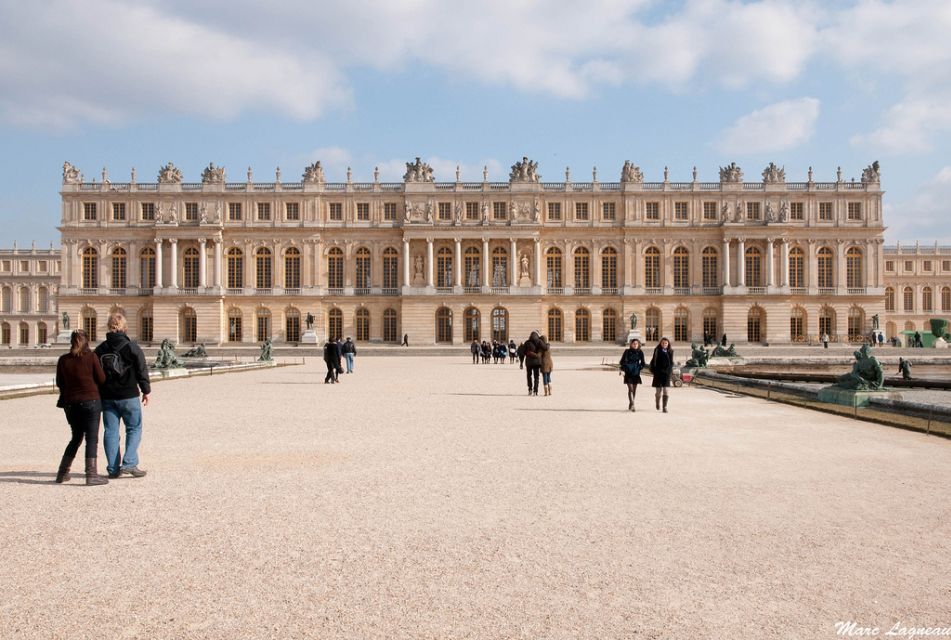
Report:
518,276,532,288
55,330,72,344
817,387,902,408
300,330,319,345
935,337,949,349
412,275,425,287
626,329,642,345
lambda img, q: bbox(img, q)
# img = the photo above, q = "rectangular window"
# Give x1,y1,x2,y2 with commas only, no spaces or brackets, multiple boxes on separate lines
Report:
0,260,9,272
601,202,615,221
141,202,155,221
575,202,589,220
285,202,300,220
790,202,804,220
465,202,479,220
674,202,688,221
493,202,507,220
185,202,199,221
819,202,833,221
437,202,451,221
140,316,153,342
746,202,761,220
112,203,126,221
357,202,370,221
645,202,659,220
228,316,242,342
924,260,933,272
257,202,271,221
943,260,951,272
228,202,242,221
20,260,29,272
547,202,561,221
885,260,894,272
847,202,862,220
83,203,97,221
904,261,913,272
383,203,398,221
703,202,717,220
38,261,47,272
329,202,343,221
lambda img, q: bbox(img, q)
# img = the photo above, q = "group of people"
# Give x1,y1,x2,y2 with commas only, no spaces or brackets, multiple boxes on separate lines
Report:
54,312,151,486
619,337,675,413
322,337,358,383
470,339,518,365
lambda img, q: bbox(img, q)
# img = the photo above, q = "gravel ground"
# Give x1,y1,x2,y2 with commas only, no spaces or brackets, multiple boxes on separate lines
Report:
1,356,949,640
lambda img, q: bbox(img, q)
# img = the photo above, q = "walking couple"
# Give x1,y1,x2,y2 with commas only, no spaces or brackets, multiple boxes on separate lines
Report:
619,337,674,413
522,331,553,396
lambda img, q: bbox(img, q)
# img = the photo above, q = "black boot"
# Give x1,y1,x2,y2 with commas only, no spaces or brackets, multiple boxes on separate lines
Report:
55,451,74,484
662,395,669,413
85,458,108,486
656,394,661,411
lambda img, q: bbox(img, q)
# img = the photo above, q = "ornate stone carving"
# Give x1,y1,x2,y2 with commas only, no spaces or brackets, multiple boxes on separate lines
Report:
765,201,775,223
720,202,730,222
201,162,225,184
303,161,325,183
403,157,434,183
620,161,643,183
158,162,183,184
719,162,743,183
779,200,789,222
861,160,881,184
509,156,540,183
62,162,82,184
761,162,785,184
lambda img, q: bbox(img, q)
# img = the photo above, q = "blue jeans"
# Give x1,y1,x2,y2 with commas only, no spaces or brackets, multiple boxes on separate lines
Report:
102,397,143,474
345,353,355,372
542,372,551,385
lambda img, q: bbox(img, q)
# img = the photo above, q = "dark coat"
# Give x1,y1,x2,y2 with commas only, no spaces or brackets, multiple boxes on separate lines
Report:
524,333,548,368
94,332,151,400
323,343,341,366
619,347,646,385
649,345,674,388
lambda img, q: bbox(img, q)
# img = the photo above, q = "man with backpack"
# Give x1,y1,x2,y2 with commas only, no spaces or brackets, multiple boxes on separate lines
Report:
94,312,151,479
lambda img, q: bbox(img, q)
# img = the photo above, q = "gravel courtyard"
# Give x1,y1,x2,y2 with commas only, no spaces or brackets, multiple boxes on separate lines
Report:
1,356,949,640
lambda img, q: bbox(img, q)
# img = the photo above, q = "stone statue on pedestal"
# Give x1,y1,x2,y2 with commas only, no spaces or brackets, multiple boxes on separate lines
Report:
154,339,185,369
834,345,884,390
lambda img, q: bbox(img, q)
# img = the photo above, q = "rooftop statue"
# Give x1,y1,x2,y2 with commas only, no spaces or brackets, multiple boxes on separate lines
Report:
762,162,785,183
509,156,540,183
620,160,644,184
154,338,185,369
403,157,435,183
201,163,225,184
62,161,82,185
834,344,884,391
719,162,743,183
158,162,183,184
182,343,208,358
302,161,325,183
258,338,273,362
861,160,881,184
685,342,710,368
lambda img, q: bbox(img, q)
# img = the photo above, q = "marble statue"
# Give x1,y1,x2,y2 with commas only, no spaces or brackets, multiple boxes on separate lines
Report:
414,255,424,279
509,156,540,183
762,162,785,183
872,314,880,331
154,339,185,368
158,162,183,184
61,311,70,330
765,201,775,223
620,161,644,183
861,160,881,184
834,344,884,391
303,161,325,183
403,157,434,183
520,253,530,279
201,163,225,184
62,162,82,184
719,162,743,183
779,200,789,222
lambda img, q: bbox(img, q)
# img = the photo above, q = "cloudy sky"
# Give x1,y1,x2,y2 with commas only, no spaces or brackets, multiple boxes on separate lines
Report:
1,0,949,245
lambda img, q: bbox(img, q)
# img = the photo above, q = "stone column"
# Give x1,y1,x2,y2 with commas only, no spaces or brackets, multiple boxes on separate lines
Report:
64,242,73,288
808,241,818,289
154,239,164,288
781,240,789,288
128,242,138,291
482,238,490,288
426,238,434,288
402,239,410,286
315,240,324,290
622,239,631,287
766,238,774,288
736,238,745,288
198,239,208,288
214,239,222,288
722,239,730,288
836,241,846,291
534,238,542,287
510,238,517,287
169,239,178,289
454,238,462,287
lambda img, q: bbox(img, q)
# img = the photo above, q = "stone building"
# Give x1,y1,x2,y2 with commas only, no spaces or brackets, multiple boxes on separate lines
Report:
51,158,892,346
883,242,951,339
0,243,61,347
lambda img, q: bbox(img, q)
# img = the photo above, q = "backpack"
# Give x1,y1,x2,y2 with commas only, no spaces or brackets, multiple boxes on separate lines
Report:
100,342,131,379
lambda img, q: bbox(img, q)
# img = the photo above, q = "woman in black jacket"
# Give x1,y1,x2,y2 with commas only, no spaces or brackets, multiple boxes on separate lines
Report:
649,337,674,413
619,338,646,412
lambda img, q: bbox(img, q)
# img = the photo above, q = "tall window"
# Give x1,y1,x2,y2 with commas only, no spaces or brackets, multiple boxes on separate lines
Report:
819,202,833,221
284,248,301,289
357,203,370,221
285,202,300,221
644,247,661,288
493,202,507,220
817,248,834,288
112,203,126,221
83,203,97,221
384,203,398,221
602,308,617,342
702,247,718,288
645,202,659,220
0,322,8,345
847,202,862,221
573,248,590,289
37,322,47,345
846,247,863,288
546,248,563,289
464,247,481,287
673,247,689,289
19,322,28,345
228,203,242,221
788,247,804,288
746,202,761,220
436,247,453,288
464,307,480,342
575,202,589,220
943,287,951,312
355,248,371,289
286,308,301,342
185,203,198,221
227,248,243,289
257,203,271,221
0,287,9,313
327,248,343,289
575,308,590,342
903,287,914,311
437,202,451,221
140,248,156,289
848,307,865,339
82,247,98,289
182,248,199,288
436,307,452,343
38,287,49,313
819,307,835,337
111,247,127,289
702,308,718,341
383,309,398,342
82,308,97,342
548,308,563,342
547,202,562,221
140,308,153,342
256,248,272,289
180,307,197,343
645,308,660,342
228,308,242,342
329,203,343,221
355,308,370,341
703,202,718,220
256,308,271,341
491,247,508,287
790,307,805,342
383,248,399,289
674,307,689,342
491,307,508,342
747,307,763,343
141,202,155,221
601,202,615,221
465,202,479,220
745,248,762,287
18,287,30,313
885,287,895,311
674,202,688,221
923,287,933,312
790,202,804,220
601,248,617,289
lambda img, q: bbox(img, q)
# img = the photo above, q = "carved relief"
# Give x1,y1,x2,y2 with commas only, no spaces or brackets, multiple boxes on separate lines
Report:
201,162,225,184
509,156,540,183
158,162,183,184
762,162,785,184
403,157,434,183
302,161,325,183
719,162,743,183
620,160,644,183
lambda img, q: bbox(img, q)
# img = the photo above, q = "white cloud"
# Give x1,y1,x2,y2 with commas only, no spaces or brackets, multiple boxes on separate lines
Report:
885,167,951,244
850,92,951,154
717,98,820,155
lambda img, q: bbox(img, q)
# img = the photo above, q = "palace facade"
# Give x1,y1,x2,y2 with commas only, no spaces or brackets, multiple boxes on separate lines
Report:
46,157,891,347
0,244,60,347
883,242,951,339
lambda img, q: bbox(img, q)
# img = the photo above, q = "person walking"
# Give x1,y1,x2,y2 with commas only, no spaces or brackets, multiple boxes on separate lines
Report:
54,330,108,485
95,312,151,479
516,341,526,370
649,337,674,413
323,340,341,383
822,332,829,349
619,338,646,411
508,339,518,364
342,337,357,374
540,335,554,396
470,339,480,364
523,331,547,396
401,333,409,346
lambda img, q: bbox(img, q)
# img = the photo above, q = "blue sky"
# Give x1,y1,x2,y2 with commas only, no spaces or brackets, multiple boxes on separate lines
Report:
1,0,950,246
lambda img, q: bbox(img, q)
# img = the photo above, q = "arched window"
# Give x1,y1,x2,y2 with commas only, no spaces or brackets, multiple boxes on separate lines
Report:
226,247,243,289
111,247,127,289
903,286,914,311
355,247,371,289
256,247,272,289
790,307,806,342
227,308,242,342
327,308,343,341
673,247,690,289
491,307,508,342
645,307,661,342
601,247,617,290
788,247,804,288
575,308,590,341
19,322,29,345
923,286,933,312
436,247,453,288
817,247,834,289
327,247,344,289
846,247,863,289
464,307,480,342
140,307,154,343
383,308,398,342
574,248,590,290
180,307,197,343
886,321,896,340
904,321,915,332
848,307,865,341
547,308,563,342
885,287,895,311
546,248,563,289
747,306,764,343
18,286,30,313
355,308,370,341
81,307,97,341
491,246,508,287
943,287,951,312
1,287,10,312
285,307,301,342
383,248,399,290
436,307,453,343
702,247,718,288
256,307,272,342
284,248,301,290
82,247,98,289
0,322,9,345
702,307,718,342
819,306,835,339
464,246,481,288
602,308,617,342
745,247,762,287
140,247,156,289
38,286,49,313
37,322,48,345
182,247,199,288
644,247,661,288
674,307,689,342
